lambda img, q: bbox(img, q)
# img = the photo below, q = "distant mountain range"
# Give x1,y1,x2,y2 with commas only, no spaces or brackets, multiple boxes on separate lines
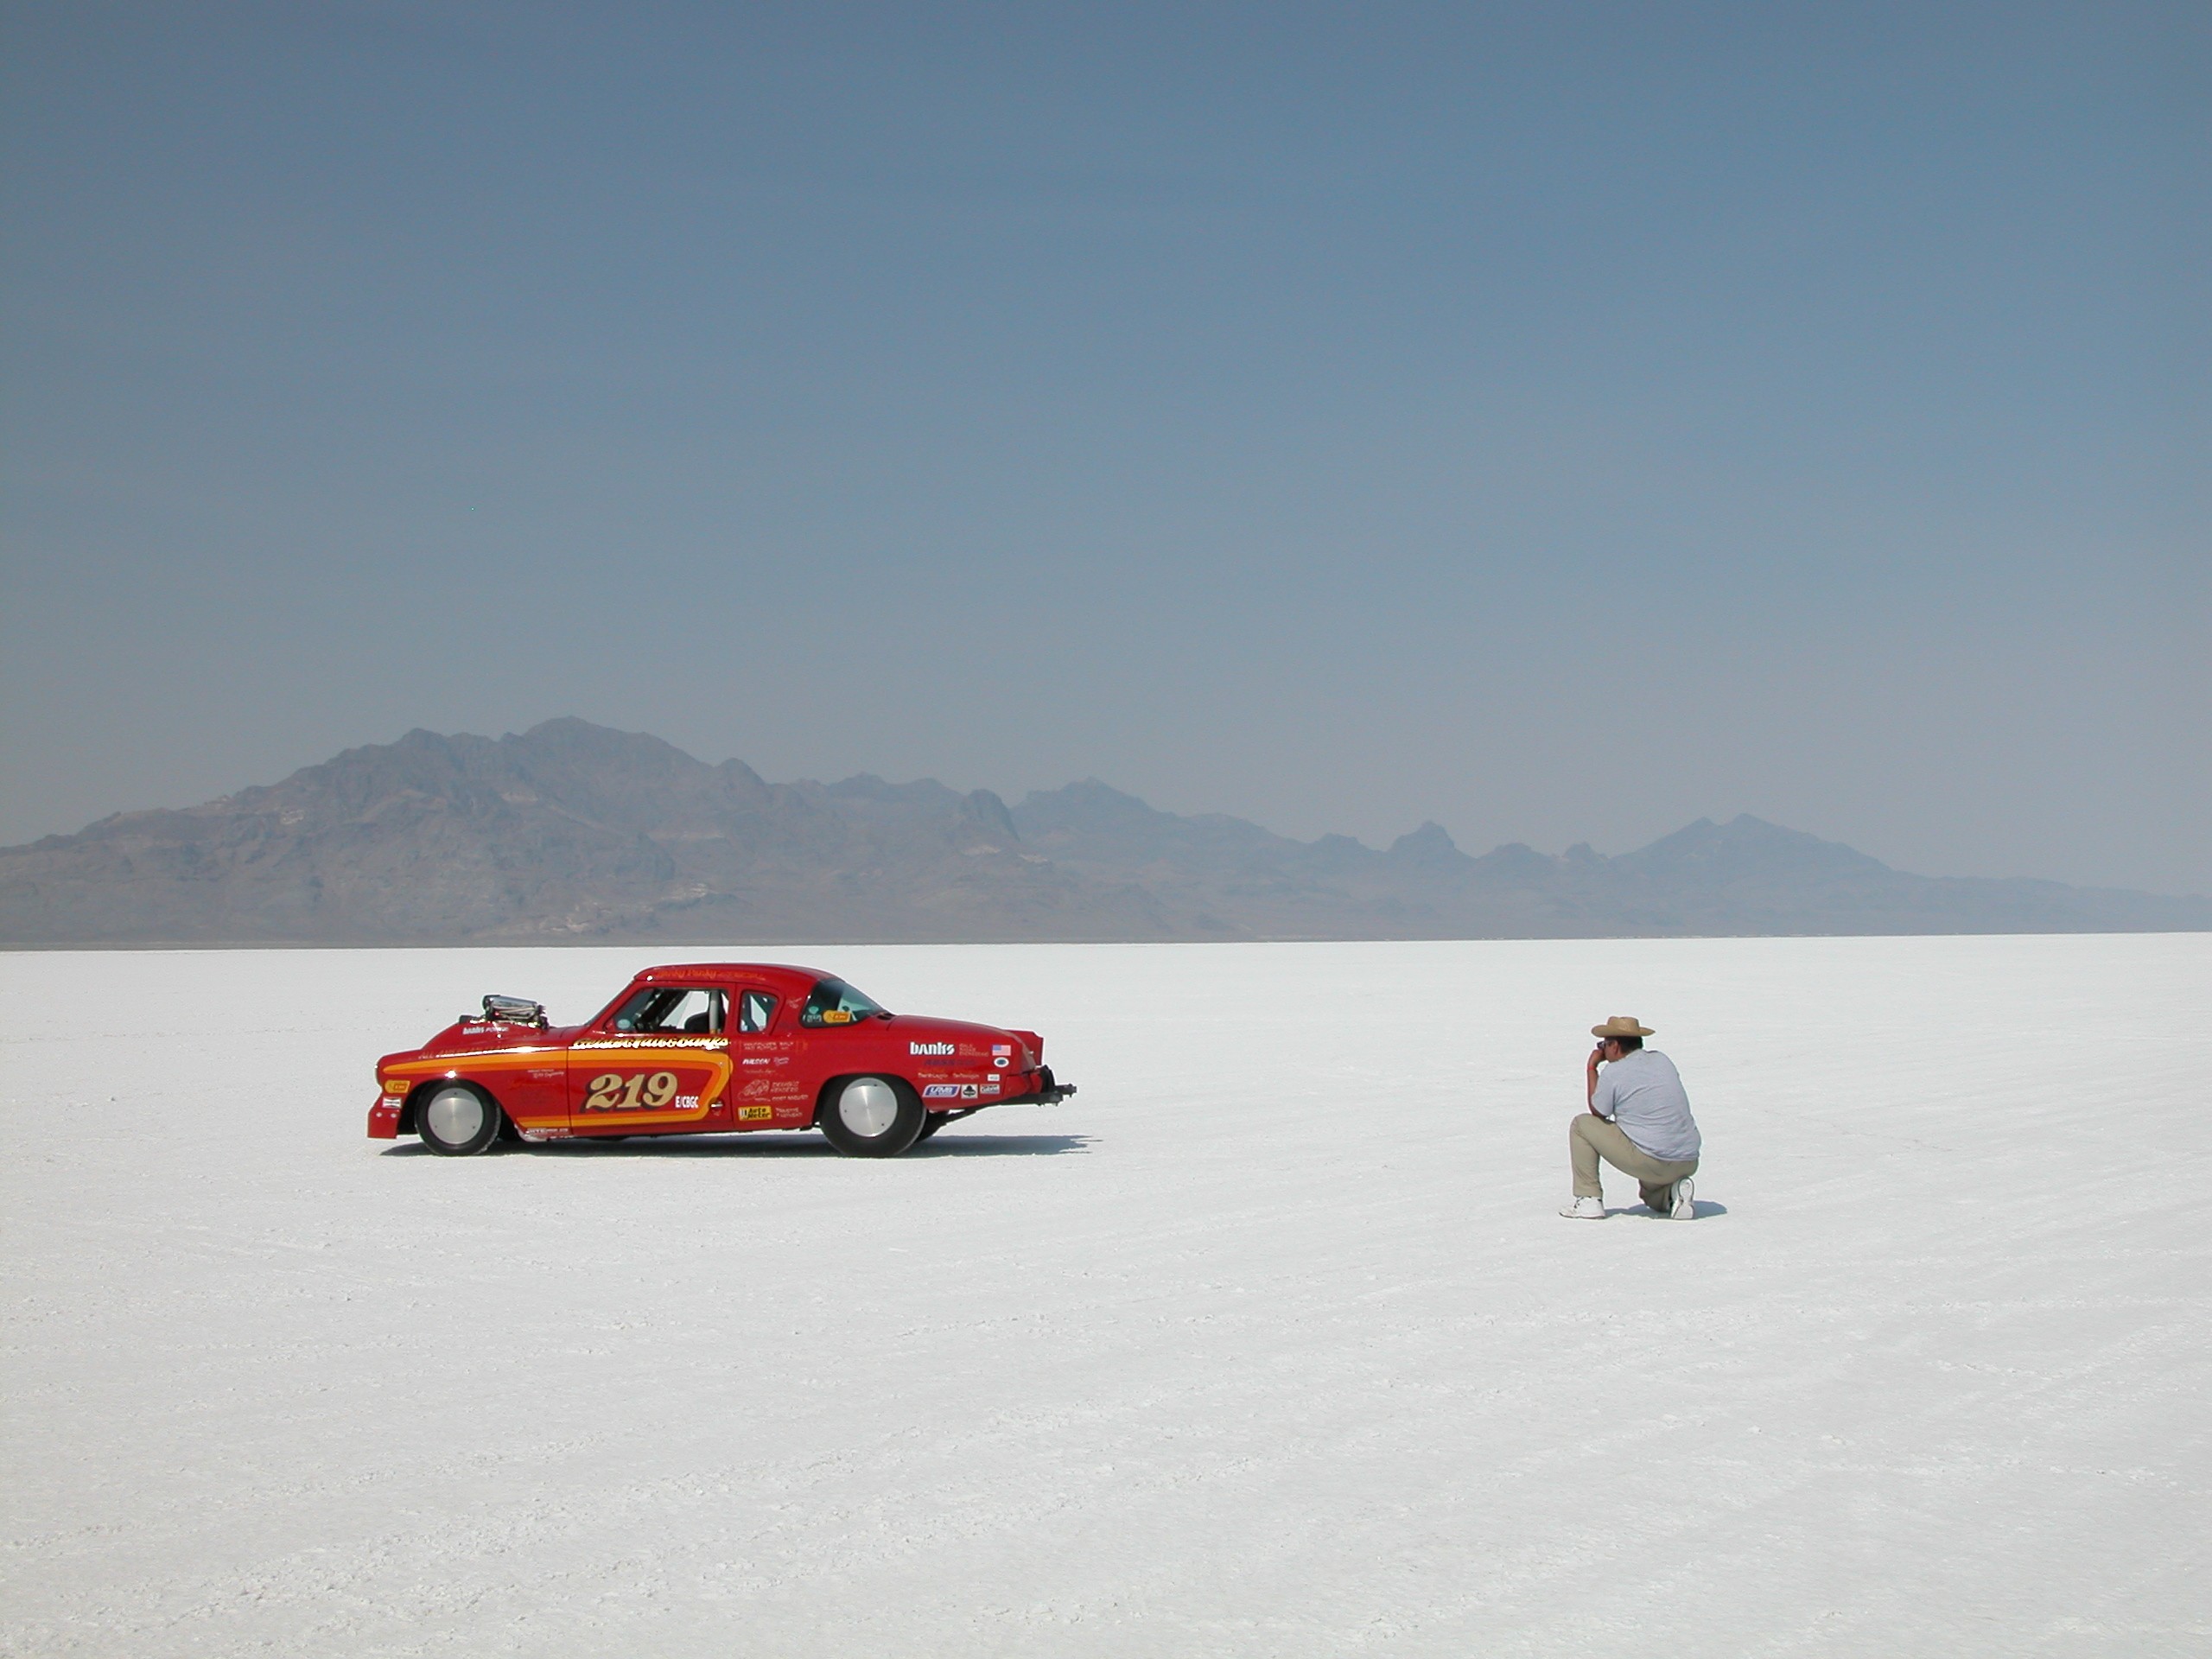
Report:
2,718,2202,944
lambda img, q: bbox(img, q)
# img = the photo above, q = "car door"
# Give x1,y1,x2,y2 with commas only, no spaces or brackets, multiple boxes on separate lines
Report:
726,986,810,1128
566,985,732,1135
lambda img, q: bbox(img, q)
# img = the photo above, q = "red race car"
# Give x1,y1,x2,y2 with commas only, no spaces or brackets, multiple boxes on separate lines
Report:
369,963,1075,1158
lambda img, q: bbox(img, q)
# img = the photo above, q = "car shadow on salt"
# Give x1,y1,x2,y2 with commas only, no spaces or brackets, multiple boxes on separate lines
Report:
378,1133,1096,1159
910,1134,1096,1157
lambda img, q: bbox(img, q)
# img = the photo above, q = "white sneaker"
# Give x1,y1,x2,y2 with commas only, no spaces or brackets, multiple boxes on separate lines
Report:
1670,1178,1695,1220
1558,1196,1605,1219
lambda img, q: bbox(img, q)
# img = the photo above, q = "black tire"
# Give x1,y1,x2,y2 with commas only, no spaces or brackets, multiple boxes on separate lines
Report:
913,1113,948,1143
417,1082,503,1156
817,1075,925,1158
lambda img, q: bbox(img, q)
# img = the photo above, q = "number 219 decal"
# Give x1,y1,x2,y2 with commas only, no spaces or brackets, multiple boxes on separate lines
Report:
582,1071,689,1112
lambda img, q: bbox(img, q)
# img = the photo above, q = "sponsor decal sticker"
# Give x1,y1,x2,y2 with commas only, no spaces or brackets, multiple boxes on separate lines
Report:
961,1083,980,1100
822,1009,853,1024
383,1079,407,1095
736,1103,773,1122
910,1041,955,1057
981,1082,1001,1096
923,1084,963,1099
574,1035,721,1051
992,1045,1012,1057
991,1056,1010,1069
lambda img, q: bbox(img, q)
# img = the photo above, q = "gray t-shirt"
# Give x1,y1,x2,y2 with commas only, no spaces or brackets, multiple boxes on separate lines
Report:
1591,1048,1700,1163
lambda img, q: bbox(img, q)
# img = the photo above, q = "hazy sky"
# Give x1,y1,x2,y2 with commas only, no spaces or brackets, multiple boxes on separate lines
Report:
4,3,2206,893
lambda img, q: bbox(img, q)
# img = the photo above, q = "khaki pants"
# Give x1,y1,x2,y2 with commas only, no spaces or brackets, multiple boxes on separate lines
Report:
1571,1113,1698,1208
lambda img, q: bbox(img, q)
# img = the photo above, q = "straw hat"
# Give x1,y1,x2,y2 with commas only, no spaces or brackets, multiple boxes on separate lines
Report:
1591,1015,1656,1039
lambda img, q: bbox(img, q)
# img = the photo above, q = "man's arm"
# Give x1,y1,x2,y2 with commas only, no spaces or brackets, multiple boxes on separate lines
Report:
1586,1046,1607,1115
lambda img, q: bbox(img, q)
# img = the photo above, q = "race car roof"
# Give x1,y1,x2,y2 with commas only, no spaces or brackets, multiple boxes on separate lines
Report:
630,963,834,989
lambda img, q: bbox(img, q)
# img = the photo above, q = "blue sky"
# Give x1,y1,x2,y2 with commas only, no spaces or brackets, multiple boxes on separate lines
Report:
3,2,2204,891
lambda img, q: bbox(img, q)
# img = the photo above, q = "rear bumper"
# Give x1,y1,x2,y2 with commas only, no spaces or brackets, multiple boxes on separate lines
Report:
1027,1065,1077,1105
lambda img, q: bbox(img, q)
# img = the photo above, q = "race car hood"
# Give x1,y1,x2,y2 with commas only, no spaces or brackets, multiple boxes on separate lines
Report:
381,1020,583,1069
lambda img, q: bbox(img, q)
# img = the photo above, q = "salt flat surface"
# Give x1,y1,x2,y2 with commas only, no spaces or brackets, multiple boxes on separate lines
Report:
3,936,2208,1657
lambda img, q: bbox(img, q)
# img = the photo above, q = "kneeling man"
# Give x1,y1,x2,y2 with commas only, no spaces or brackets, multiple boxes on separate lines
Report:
1560,1016,1700,1220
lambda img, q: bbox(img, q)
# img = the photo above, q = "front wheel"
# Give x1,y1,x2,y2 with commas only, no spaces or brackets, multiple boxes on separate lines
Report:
818,1076,925,1158
418,1082,502,1156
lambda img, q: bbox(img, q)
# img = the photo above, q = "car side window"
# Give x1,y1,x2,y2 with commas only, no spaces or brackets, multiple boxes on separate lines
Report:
610,987,724,1034
738,990,778,1033
799,976,886,1027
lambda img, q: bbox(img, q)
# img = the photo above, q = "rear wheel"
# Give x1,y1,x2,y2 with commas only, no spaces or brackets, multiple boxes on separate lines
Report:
418,1082,502,1156
818,1076,925,1157
913,1113,948,1143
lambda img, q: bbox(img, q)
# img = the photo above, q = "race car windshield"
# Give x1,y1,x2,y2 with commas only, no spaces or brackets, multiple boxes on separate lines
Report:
800,977,887,1027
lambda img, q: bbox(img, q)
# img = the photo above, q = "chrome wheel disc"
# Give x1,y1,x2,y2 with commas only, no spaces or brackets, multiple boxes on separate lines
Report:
425,1086,486,1145
836,1078,899,1138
